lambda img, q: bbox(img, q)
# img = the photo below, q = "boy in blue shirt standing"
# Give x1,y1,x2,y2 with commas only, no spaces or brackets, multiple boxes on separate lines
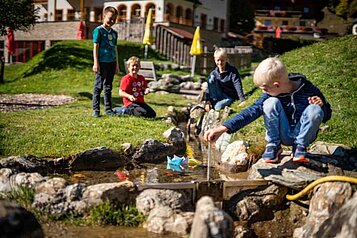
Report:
204,57,331,163
92,6,119,117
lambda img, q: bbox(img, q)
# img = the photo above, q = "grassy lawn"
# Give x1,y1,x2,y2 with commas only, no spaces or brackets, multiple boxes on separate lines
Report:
0,36,356,158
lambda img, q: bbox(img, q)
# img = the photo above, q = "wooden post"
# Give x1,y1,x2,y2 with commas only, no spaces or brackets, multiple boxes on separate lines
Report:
191,55,196,78
144,44,148,59
0,56,5,84
80,0,84,20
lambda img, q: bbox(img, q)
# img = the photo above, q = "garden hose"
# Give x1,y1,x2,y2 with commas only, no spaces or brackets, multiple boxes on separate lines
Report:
286,175,357,201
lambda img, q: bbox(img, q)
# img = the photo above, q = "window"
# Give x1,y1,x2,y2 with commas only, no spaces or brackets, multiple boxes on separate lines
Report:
118,5,127,22
94,7,103,22
220,19,225,32
131,4,141,17
201,13,207,29
176,6,183,18
282,20,288,25
264,20,272,26
145,3,156,19
299,21,306,26
55,9,63,21
213,17,219,31
67,9,75,20
303,8,309,13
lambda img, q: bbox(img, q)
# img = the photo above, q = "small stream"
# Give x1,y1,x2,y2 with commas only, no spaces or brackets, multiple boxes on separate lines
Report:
44,140,248,238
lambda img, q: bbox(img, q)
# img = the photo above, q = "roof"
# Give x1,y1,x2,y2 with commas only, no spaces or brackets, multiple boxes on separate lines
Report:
159,25,194,40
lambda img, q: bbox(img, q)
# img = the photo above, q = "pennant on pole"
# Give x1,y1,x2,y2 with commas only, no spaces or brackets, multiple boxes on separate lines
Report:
190,26,203,55
142,8,155,45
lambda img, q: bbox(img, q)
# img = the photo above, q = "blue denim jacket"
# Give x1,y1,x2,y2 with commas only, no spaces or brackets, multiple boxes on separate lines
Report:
223,74,332,133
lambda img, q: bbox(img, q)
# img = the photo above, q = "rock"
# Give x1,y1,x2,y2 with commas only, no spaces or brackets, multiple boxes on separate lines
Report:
293,182,353,238
120,143,135,155
248,141,357,190
163,127,185,144
200,107,231,139
11,172,46,190
226,184,288,222
0,155,49,174
315,191,357,238
187,104,206,140
310,141,350,157
0,168,14,193
35,177,67,196
248,155,324,190
82,181,136,209
219,141,249,173
0,200,44,238
214,132,232,153
190,196,233,238
132,139,178,163
234,225,256,238
33,181,88,216
144,206,194,235
164,106,190,125
70,147,128,171
136,189,193,216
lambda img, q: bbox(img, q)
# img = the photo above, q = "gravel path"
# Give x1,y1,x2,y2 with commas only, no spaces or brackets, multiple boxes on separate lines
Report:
0,94,76,112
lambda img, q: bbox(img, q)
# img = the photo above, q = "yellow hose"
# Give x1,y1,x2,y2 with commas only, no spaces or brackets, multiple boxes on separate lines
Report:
286,175,357,201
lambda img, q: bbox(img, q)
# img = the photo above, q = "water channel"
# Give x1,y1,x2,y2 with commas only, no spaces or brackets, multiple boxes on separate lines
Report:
43,140,248,238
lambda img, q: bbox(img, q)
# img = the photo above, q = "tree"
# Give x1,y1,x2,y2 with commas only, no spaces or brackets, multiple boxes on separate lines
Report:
328,0,357,19
229,0,255,34
0,0,38,36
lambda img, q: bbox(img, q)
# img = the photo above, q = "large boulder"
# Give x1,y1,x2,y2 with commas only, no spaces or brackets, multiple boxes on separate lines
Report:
293,182,353,238
132,139,178,163
136,189,193,216
0,200,44,238
70,147,128,171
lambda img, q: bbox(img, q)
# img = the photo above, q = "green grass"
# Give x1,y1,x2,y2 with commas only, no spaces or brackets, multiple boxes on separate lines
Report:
88,201,145,226
0,36,356,158
0,40,192,157
1,186,36,209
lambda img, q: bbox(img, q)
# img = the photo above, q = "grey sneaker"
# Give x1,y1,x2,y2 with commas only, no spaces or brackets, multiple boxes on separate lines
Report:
92,111,100,118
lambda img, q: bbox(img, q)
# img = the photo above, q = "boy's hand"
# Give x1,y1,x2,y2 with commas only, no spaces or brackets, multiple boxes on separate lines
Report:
204,125,228,142
308,96,323,107
204,102,212,112
144,88,150,95
128,95,136,101
93,64,100,73
238,101,246,107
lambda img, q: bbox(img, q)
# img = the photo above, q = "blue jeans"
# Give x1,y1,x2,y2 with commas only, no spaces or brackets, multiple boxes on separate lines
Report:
263,97,324,147
92,62,116,112
207,75,234,110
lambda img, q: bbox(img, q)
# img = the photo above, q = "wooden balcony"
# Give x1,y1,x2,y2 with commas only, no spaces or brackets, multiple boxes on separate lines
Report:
32,0,48,4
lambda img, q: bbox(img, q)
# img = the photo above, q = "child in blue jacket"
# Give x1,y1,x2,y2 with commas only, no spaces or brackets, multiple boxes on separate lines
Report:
204,57,332,163
204,48,245,111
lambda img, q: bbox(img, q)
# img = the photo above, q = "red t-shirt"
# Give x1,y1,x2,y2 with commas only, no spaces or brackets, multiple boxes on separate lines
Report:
119,74,147,107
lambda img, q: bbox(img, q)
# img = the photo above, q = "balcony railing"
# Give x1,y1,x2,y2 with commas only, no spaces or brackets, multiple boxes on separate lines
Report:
164,14,193,26
255,10,302,18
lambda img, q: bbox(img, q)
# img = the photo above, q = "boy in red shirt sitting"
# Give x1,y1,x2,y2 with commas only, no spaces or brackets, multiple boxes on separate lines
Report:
118,56,156,118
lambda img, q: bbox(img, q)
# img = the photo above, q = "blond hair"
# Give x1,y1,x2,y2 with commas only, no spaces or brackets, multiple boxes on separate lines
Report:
213,48,227,59
103,6,118,17
253,57,288,87
126,56,140,67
